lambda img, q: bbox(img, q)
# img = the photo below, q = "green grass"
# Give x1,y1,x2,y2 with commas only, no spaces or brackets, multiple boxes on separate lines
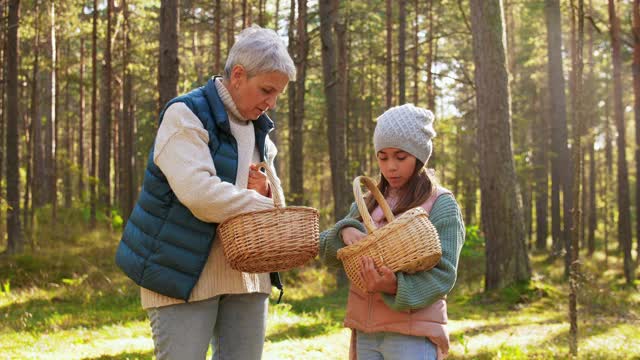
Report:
0,217,638,359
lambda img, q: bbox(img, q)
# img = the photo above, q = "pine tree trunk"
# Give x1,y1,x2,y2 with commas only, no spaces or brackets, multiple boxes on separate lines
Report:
214,0,221,74
412,0,419,105
385,0,392,108
319,0,350,220
608,0,634,284
633,0,640,262
534,90,549,250
398,0,406,104
90,0,98,226
121,0,134,222
470,0,531,290
569,0,584,354
288,0,308,206
78,38,85,201
64,43,72,209
50,2,58,222
426,0,435,111
6,0,23,254
159,0,179,110
544,0,572,260
99,0,113,208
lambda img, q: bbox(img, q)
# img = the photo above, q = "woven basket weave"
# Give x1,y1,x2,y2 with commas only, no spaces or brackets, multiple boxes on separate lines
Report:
336,176,442,292
217,161,319,273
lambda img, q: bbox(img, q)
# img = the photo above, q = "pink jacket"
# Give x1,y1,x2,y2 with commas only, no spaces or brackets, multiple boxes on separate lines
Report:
345,187,452,360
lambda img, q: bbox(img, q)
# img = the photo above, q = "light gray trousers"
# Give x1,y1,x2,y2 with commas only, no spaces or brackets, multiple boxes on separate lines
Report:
147,293,269,360
356,331,438,360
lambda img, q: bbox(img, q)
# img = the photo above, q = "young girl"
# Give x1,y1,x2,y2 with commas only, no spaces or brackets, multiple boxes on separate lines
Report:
320,104,465,360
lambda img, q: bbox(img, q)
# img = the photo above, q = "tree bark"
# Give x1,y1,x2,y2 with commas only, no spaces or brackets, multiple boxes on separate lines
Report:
569,0,584,355
288,0,309,205
319,0,349,221
633,0,640,262
78,37,85,201
534,90,549,250
99,0,113,207
412,0,419,105
215,0,221,74
121,0,134,222
6,0,23,253
398,0,406,104
50,1,58,221
159,0,179,110
90,0,98,226
544,0,572,261
469,0,531,290
608,0,634,285
385,0,392,108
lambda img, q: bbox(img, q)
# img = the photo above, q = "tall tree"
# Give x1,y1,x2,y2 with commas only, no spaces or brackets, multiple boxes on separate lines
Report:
412,0,419,105
78,37,85,200
31,1,45,211
90,0,98,226
469,0,531,290
608,0,634,285
49,1,58,220
534,90,549,250
385,0,392,107
544,0,572,261
569,0,584,355
633,0,640,261
398,0,406,104
120,0,134,221
159,0,179,110
6,0,22,253
287,0,309,205
99,0,113,206
319,0,349,221
214,0,221,74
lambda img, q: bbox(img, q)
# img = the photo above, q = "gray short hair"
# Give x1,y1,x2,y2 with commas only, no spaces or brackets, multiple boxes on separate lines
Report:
224,25,296,81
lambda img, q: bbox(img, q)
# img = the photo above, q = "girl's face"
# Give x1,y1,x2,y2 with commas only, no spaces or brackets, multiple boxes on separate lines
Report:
377,148,417,190
228,65,289,120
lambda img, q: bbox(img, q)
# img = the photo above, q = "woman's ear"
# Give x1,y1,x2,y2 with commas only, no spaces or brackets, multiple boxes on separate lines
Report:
230,65,246,88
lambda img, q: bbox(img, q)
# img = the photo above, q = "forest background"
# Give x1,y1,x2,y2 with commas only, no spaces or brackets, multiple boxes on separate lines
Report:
0,0,639,358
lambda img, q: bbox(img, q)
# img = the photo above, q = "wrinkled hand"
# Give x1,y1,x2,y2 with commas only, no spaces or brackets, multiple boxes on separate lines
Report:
360,256,397,294
247,164,269,197
340,227,367,246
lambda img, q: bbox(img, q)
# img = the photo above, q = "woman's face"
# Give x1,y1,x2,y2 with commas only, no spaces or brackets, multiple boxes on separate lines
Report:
377,148,417,190
228,65,289,120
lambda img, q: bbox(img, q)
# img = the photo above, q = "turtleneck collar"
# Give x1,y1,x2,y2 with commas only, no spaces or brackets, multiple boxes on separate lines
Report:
214,77,249,122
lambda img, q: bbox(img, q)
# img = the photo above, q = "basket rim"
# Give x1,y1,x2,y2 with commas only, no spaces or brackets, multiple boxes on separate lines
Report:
218,205,319,228
336,208,433,259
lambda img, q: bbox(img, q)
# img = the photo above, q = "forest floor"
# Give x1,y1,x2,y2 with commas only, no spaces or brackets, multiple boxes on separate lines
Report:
0,210,639,359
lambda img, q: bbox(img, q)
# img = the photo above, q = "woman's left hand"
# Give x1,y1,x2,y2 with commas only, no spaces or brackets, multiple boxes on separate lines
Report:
247,164,270,197
359,256,397,295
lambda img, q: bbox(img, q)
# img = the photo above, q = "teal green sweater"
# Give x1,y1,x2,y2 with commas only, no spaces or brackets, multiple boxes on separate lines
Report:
319,194,465,311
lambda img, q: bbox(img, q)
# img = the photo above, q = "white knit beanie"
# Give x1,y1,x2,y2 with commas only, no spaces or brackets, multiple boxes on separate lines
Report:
373,103,436,164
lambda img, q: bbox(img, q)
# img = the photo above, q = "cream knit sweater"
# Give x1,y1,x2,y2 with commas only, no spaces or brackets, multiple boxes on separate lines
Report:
140,78,282,309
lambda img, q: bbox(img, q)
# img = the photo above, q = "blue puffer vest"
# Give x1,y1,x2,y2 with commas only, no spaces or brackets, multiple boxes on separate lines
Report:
115,77,281,301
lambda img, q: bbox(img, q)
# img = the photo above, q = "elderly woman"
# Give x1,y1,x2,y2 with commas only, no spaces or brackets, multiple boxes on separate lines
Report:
115,25,295,359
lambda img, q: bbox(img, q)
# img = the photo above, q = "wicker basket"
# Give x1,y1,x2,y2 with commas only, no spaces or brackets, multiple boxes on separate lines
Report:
217,161,319,273
336,176,442,292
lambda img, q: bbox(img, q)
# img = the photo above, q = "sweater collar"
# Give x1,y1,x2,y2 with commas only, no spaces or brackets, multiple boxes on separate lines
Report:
204,76,275,135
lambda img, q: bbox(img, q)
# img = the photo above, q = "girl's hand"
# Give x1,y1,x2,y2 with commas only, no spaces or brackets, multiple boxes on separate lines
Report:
360,256,397,295
247,164,269,197
340,227,367,246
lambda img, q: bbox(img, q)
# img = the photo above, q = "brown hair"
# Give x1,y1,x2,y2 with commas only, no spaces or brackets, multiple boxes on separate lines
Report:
360,160,436,221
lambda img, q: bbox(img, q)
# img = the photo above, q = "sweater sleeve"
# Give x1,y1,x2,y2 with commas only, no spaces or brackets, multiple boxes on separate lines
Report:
381,194,465,311
319,203,367,268
153,102,275,224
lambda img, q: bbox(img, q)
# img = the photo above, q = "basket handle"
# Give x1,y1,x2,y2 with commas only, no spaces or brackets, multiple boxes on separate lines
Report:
256,161,285,208
353,176,395,233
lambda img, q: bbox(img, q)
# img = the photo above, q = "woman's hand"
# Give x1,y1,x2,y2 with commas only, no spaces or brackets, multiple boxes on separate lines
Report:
360,256,397,295
247,164,270,197
340,227,367,246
